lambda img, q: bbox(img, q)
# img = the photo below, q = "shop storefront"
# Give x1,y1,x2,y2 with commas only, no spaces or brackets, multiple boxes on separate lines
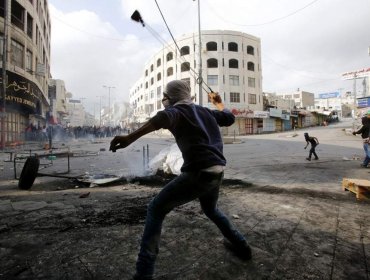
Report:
1,71,48,144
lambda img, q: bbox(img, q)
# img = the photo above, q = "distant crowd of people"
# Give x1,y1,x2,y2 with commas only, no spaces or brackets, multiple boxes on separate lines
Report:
25,124,129,142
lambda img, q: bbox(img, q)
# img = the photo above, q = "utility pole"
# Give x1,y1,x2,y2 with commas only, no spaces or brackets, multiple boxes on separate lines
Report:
352,73,357,131
1,0,8,150
196,0,203,106
96,95,103,127
337,88,344,120
103,85,115,126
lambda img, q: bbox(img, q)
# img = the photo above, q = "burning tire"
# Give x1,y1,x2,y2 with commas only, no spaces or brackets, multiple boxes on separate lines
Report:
18,157,40,190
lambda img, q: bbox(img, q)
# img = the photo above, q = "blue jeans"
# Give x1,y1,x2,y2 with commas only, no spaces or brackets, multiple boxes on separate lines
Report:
362,143,370,166
135,170,246,277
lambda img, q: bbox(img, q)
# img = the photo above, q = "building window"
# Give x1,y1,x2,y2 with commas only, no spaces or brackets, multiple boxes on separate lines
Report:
145,81,148,89
248,93,257,104
181,62,190,72
157,58,161,67
207,75,218,86
207,58,218,68
26,49,32,71
157,72,161,81
26,14,33,39
11,39,24,68
151,77,154,85
180,46,190,56
150,64,154,72
230,92,240,103
247,45,254,55
167,67,173,76
247,62,255,71
11,0,25,30
206,41,217,51
157,86,162,98
166,52,173,61
145,69,148,76
229,75,239,86
248,77,255,88
229,59,238,69
228,42,238,52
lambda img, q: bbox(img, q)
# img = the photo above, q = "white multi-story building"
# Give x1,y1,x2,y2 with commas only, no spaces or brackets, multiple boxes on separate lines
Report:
277,90,315,109
49,79,67,124
0,0,51,145
129,30,263,135
65,99,85,127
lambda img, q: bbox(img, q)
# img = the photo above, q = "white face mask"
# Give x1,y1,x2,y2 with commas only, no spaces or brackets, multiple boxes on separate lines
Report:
162,99,170,108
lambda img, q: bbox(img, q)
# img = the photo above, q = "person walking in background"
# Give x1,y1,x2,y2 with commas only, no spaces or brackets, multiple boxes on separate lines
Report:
352,113,370,167
304,132,319,161
110,80,251,280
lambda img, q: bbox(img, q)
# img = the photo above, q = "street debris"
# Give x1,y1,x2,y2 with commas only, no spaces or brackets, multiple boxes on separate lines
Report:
79,192,90,198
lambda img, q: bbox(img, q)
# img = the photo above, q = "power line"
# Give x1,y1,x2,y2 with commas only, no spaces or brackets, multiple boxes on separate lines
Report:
204,0,320,27
262,54,338,80
51,14,155,42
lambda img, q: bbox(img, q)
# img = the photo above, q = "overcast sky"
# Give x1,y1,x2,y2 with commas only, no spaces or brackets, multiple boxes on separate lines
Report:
48,0,370,114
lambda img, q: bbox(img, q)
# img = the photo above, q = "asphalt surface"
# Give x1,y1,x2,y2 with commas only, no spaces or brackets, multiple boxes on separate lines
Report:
0,120,369,280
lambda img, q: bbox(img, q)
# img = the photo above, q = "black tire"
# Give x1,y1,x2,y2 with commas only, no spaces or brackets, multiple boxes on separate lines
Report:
18,157,40,190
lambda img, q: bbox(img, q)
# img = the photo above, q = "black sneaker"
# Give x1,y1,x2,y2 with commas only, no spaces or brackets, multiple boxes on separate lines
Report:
223,239,252,260
314,157,319,160
306,158,311,161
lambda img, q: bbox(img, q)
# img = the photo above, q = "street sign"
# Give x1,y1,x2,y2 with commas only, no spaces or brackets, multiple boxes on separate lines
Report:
357,97,370,108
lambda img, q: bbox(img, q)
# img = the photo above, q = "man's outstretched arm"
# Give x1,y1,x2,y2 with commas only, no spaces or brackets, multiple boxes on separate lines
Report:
109,121,156,152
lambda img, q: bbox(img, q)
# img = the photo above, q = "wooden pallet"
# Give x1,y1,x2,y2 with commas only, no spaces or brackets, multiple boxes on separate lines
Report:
342,178,370,201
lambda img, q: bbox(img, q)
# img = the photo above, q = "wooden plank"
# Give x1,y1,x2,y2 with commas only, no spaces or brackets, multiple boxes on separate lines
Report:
342,178,370,200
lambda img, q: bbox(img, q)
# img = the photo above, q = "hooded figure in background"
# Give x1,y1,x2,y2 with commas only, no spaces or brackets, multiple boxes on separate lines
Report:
352,114,370,167
110,80,252,280
304,132,319,161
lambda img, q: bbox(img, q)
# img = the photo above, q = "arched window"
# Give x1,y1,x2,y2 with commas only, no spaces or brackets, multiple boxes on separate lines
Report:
247,62,255,71
150,64,154,72
167,67,173,76
181,62,190,72
247,45,254,55
166,52,173,61
151,77,154,85
228,42,238,52
145,69,148,76
157,72,162,81
207,58,218,68
229,59,238,68
157,58,161,67
206,41,217,51
180,46,190,56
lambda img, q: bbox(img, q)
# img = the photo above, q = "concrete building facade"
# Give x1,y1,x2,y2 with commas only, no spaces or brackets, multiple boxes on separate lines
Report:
129,30,263,135
48,79,67,124
0,0,51,146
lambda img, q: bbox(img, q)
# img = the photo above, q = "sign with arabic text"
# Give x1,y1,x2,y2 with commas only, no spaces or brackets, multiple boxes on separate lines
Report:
2,71,43,114
342,67,370,80
231,108,254,118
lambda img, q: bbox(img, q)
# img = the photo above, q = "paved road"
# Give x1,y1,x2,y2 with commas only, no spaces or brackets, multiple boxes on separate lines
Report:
0,120,369,280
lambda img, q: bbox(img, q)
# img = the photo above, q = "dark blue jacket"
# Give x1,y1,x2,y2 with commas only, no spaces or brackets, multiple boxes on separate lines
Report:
150,104,235,172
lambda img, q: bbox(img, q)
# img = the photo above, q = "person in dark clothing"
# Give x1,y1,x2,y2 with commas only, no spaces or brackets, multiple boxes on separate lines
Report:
110,80,251,280
304,132,319,161
352,115,370,167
